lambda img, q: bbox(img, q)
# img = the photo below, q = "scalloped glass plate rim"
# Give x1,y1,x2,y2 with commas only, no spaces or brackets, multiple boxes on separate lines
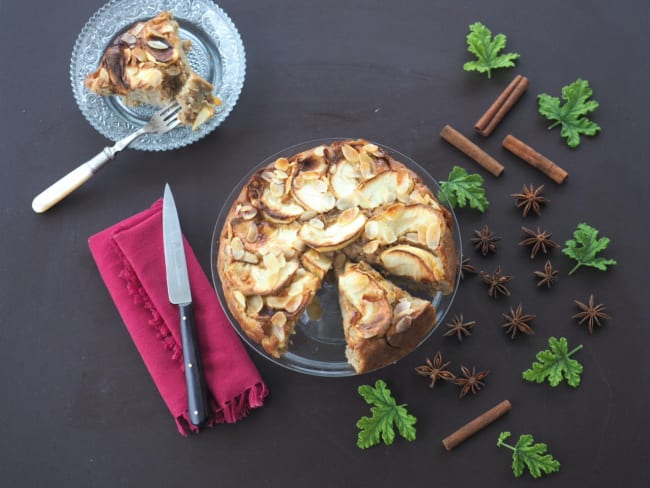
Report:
70,0,245,151
210,138,462,377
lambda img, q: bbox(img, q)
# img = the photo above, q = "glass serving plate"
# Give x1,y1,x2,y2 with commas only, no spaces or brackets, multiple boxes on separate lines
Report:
70,0,245,151
210,139,462,377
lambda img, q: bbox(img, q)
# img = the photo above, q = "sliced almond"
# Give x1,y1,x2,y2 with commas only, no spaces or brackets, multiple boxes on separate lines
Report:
240,205,257,220
362,240,380,255
301,171,321,181
362,143,379,154
426,222,441,249
271,311,287,327
274,157,290,172
359,151,375,180
395,315,412,333
231,237,244,260
288,279,304,297
246,223,259,243
285,295,304,314
232,290,246,308
365,220,378,240
338,206,360,225
147,39,170,50
335,195,357,211
274,169,289,180
342,144,360,162
270,181,285,198
309,217,325,229
393,300,411,317
246,295,264,315
242,251,259,264
299,210,318,221
314,145,326,157
404,232,419,243
263,252,281,273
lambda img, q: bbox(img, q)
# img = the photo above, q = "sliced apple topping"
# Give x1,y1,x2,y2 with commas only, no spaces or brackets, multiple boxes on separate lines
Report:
298,206,367,252
265,269,320,315
356,169,414,209
260,184,305,223
365,203,444,249
226,254,299,296
300,249,333,279
292,175,336,213
330,159,361,199
379,244,445,284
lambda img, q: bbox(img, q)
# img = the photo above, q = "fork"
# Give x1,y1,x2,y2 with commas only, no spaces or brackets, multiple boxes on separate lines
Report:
32,102,182,213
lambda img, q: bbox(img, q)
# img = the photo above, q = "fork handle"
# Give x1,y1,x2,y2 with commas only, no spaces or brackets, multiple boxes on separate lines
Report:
31,149,114,213
31,127,147,213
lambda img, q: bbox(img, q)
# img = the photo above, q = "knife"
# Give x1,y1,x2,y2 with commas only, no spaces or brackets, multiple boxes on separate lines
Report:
162,184,209,427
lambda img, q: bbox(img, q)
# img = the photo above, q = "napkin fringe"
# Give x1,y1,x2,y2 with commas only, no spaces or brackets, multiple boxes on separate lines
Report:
176,381,269,435
117,243,184,363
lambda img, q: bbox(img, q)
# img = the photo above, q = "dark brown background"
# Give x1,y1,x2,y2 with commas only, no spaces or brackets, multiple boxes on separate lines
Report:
1,1,648,486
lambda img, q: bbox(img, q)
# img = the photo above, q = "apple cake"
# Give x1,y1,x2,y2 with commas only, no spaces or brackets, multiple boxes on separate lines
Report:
217,139,458,373
84,11,221,130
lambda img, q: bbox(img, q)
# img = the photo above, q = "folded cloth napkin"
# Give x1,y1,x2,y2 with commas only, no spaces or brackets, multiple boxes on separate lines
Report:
88,199,268,435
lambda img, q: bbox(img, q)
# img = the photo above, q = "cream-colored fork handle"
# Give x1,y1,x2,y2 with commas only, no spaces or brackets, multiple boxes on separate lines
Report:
31,128,146,213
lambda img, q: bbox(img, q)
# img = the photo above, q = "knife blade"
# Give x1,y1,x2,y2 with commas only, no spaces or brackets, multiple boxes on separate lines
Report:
162,183,209,427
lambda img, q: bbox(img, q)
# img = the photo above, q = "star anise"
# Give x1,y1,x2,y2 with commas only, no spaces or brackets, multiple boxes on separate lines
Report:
452,366,490,399
415,351,456,389
511,184,548,217
501,304,536,339
443,314,477,342
480,266,512,298
534,259,559,288
572,294,612,333
471,224,501,256
460,257,478,280
519,226,560,259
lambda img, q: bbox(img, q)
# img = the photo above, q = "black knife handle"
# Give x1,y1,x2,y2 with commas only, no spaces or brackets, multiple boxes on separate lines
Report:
179,303,209,427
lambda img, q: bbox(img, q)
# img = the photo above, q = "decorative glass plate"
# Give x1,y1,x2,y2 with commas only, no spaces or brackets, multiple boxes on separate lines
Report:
70,0,245,151
210,139,462,377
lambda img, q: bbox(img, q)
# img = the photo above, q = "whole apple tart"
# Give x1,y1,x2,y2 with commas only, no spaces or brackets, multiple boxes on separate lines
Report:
217,139,458,373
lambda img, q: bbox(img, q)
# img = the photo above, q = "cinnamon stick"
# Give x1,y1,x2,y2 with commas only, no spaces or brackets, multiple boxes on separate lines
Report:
475,75,529,137
502,134,568,184
440,125,505,177
442,400,512,451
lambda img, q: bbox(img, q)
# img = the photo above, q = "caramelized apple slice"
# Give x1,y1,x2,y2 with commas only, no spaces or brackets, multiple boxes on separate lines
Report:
226,257,299,296
298,207,367,252
379,244,444,284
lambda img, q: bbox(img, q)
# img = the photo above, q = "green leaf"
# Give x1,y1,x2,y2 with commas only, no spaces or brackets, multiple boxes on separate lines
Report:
438,166,489,212
538,78,601,148
497,431,511,447
356,379,416,449
463,22,520,78
562,222,617,275
497,432,561,479
522,337,584,387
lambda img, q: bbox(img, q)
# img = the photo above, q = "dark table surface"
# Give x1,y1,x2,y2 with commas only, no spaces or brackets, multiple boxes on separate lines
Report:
2,1,649,486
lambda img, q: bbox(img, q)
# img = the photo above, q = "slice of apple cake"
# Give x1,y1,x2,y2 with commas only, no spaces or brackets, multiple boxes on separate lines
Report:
84,11,220,130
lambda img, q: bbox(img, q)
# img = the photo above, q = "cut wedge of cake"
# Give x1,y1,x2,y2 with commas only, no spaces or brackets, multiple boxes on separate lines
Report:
338,261,437,373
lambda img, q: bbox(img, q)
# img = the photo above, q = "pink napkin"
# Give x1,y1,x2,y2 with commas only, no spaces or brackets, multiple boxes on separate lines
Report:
88,199,268,435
